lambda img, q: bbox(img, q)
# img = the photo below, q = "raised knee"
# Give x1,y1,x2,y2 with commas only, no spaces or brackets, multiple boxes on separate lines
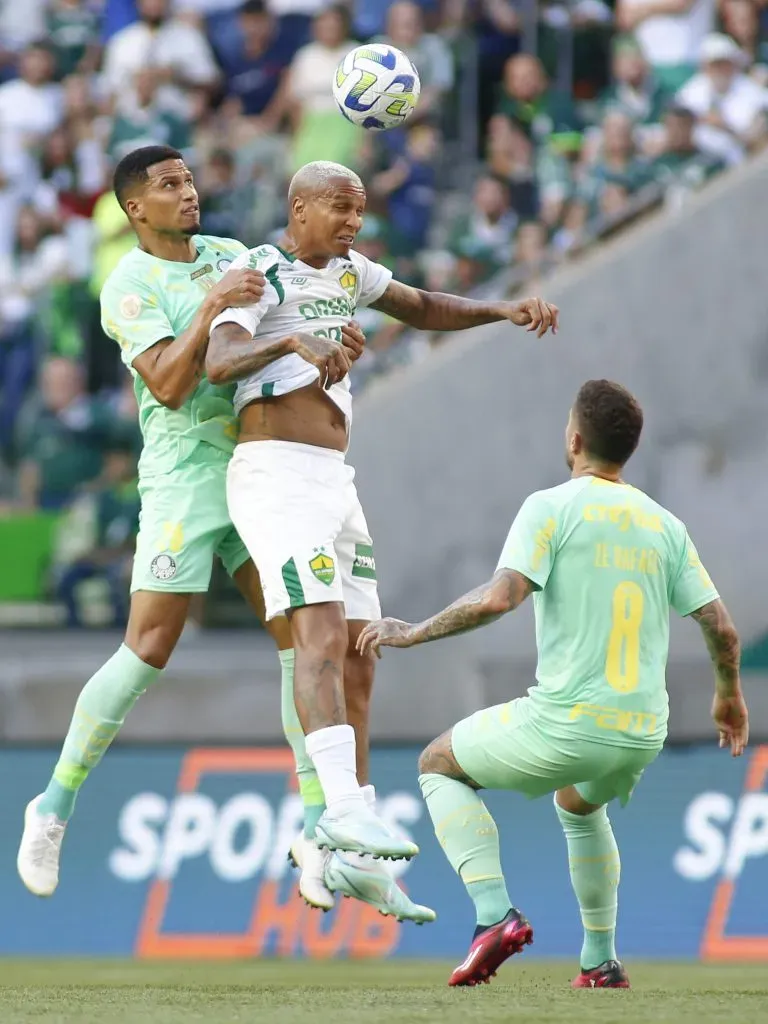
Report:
418,743,437,775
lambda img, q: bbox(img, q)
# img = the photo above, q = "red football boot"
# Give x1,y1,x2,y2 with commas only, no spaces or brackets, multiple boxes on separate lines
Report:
448,909,533,987
571,959,631,989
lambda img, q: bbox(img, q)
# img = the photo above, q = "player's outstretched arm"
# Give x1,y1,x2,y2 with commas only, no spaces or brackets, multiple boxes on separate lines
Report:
132,268,265,409
207,325,352,389
370,279,559,337
357,568,534,657
690,598,749,757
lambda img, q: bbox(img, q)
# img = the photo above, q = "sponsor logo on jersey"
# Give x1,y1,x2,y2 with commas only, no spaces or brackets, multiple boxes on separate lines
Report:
309,550,335,586
339,269,357,298
151,554,177,580
191,264,214,281
290,276,308,287
119,294,142,320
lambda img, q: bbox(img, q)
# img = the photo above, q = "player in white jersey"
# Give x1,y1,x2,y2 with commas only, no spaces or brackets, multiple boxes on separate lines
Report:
206,161,559,903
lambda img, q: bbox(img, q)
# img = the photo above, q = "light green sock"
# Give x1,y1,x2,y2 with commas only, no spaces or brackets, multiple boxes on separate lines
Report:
38,644,160,820
555,798,620,969
279,649,326,838
419,773,512,926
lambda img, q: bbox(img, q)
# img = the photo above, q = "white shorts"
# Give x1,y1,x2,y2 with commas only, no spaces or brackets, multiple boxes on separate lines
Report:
226,440,381,622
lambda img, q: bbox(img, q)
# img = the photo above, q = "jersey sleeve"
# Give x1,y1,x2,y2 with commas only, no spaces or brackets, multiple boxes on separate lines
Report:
669,528,720,617
496,492,558,591
100,268,174,369
209,247,282,337
350,250,393,307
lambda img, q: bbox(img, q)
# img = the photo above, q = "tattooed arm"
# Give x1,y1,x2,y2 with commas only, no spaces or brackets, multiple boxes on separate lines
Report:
370,280,559,337
206,324,351,388
689,598,741,698
690,598,749,757
356,569,534,657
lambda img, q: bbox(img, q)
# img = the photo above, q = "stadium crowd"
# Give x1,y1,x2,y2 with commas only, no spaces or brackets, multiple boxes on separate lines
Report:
0,0,767,622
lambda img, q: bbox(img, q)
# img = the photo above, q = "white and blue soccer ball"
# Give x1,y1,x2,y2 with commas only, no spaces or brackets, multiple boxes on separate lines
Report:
332,44,421,131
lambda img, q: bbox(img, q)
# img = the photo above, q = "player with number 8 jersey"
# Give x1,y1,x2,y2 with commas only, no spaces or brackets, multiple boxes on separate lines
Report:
358,379,747,989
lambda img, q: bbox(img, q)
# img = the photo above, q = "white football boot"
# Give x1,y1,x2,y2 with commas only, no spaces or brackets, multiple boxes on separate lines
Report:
288,832,335,911
17,795,67,897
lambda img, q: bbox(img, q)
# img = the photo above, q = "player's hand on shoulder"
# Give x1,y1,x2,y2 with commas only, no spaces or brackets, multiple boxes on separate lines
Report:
357,618,415,658
504,297,559,338
291,332,352,389
212,267,266,308
341,320,366,362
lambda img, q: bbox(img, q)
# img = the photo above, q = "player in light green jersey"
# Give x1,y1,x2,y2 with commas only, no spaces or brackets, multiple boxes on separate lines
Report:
14,145,372,907
359,379,749,989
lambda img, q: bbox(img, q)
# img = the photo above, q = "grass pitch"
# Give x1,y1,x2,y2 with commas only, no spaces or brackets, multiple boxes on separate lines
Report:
0,959,765,1024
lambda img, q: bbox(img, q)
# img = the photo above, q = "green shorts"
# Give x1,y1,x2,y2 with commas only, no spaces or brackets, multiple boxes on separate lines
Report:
451,696,662,807
131,449,249,594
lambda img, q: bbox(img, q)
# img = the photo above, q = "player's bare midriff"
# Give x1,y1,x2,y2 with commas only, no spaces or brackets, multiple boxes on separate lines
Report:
237,385,348,451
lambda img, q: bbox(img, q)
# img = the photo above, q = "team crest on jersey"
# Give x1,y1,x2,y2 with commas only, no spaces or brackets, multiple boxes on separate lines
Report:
309,550,335,586
217,257,233,272
119,294,142,320
339,269,357,298
151,554,177,581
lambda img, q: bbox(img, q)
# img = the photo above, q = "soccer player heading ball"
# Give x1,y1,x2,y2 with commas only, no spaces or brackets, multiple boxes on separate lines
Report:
206,160,557,882
359,379,748,989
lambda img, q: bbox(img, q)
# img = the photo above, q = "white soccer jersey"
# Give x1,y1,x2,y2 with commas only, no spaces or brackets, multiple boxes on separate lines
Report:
210,244,392,420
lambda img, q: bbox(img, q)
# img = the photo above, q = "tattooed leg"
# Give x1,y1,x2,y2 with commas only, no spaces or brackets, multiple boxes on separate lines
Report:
418,729,481,788
289,603,365,814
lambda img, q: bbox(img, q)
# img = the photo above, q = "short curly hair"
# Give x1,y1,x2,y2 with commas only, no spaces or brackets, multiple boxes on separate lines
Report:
574,379,643,466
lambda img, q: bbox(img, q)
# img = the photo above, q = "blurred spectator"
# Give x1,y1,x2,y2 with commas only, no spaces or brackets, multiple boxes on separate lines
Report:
512,219,553,281
101,0,219,118
484,112,539,219
376,2,454,123
447,173,517,283
286,5,359,172
0,0,48,61
371,122,439,252
0,207,72,452
86,191,136,392
15,356,111,511
215,0,296,126
35,127,106,223
677,31,768,164
651,103,727,185
107,67,192,161
0,43,64,174
616,0,716,94
496,54,583,159
568,109,654,238
197,147,277,243
719,0,768,83
600,36,668,127
46,0,102,81
442,0,520,129
54,440,139,628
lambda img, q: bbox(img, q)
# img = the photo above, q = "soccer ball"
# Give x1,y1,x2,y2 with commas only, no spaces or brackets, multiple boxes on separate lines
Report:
332,44,421,131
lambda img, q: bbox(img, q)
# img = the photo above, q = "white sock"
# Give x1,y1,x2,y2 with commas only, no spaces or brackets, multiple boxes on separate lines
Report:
361,784,376,808
305,724,364,813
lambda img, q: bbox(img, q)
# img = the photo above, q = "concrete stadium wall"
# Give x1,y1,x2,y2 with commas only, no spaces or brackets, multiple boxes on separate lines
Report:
2,154,767,744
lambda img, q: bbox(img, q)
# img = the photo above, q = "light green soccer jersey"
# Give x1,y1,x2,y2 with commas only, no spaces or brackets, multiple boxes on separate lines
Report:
497,475,719,748
100,235,247,479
